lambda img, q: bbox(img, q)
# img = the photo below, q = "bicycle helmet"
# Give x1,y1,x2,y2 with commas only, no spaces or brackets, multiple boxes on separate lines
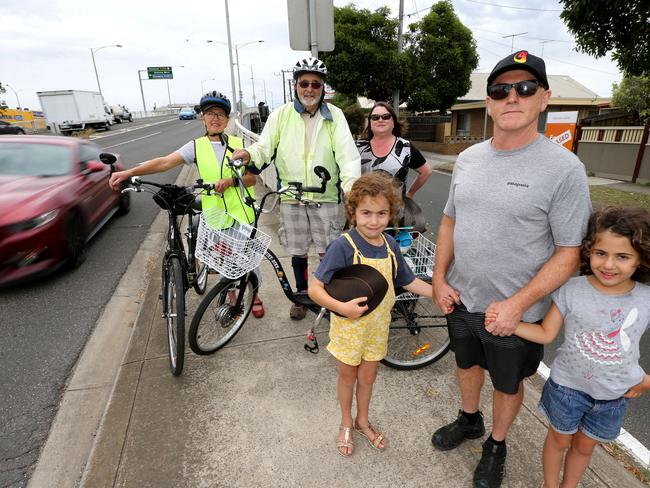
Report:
293,57,328,80
199,91,231,115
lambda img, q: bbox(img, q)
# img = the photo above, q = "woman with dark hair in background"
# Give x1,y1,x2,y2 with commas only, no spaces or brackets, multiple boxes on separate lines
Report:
356,102,432,200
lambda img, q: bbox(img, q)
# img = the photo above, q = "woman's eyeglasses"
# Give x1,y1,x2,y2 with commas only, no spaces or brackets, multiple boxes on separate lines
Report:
297,80,323,89
487,80,541,100
370,113,392,121
203,112,228,120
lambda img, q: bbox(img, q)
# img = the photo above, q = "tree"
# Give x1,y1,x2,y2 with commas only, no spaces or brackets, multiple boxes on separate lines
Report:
404,1,478,112
612,74,650,121
320,2,477,113
319,5,403,102
329,93,366,137
560,0,650,76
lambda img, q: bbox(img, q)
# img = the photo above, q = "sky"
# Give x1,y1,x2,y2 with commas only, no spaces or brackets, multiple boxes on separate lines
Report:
1,0,623,114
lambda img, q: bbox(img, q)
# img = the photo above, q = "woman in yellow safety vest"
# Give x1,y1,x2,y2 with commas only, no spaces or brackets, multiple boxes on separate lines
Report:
108,91,265,317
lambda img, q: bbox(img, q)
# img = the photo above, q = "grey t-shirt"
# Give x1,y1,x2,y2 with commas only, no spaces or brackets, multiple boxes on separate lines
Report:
443,136,592,321
551,276,650,400
176,139,226,166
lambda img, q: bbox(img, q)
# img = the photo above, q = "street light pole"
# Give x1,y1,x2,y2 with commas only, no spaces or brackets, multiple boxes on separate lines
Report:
201,78,216,94
166,65,185,106
5,84,21,109
90,44,122,97
206,36,263,117
137,69,147,113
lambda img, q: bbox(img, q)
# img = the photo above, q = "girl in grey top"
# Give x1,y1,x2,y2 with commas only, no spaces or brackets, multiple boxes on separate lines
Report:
486,206,650,488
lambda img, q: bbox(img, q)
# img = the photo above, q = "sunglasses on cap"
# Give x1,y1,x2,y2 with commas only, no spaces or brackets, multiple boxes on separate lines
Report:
370,113,392,121
297,80,323,89
487,80,541,100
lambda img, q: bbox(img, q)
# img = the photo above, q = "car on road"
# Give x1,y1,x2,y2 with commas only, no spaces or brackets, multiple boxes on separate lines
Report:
0,120,26,135
0,135,130,286
178,107,197,120
110,105,133,123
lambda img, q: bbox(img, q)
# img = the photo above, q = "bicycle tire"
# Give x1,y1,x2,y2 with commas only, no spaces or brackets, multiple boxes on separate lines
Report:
188,272,258,355
381,291,450,371
165,256,185,375
193,262,208,295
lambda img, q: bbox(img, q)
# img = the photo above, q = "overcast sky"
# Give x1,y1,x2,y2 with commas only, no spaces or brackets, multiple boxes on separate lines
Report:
1,0,622,113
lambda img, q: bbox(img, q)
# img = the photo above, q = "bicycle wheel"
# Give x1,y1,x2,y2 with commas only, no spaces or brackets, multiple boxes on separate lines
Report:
188,272,258,355
381,292,450,370
193,261,208,295
164,256,185,376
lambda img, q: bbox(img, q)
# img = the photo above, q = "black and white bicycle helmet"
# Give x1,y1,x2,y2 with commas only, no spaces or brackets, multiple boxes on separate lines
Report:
199,91,231,114
293,57,328,80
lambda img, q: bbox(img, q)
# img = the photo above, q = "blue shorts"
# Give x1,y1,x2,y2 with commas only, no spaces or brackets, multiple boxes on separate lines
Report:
539,378,628,442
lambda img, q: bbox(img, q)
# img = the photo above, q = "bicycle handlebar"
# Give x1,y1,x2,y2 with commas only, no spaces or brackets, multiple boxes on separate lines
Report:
123,177,222,197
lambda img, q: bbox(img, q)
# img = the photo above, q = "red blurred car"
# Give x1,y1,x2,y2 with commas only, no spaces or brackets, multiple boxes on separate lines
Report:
0,135,129,286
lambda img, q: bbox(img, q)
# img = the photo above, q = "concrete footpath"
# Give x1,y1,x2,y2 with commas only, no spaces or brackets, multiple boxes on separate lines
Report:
29,165,646,487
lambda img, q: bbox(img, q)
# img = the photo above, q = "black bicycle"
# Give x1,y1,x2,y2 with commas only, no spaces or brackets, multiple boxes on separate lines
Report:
188,159,450,370
101,153,212,375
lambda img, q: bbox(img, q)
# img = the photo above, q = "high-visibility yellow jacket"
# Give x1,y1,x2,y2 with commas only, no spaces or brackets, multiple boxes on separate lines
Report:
246,100,360,203
195,134,254,227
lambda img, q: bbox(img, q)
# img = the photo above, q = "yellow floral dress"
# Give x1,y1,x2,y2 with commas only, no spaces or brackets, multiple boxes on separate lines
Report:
326,232,397,366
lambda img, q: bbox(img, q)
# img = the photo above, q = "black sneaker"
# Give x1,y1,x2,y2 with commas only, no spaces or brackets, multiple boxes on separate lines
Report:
473,437,507,488
431,410,485,451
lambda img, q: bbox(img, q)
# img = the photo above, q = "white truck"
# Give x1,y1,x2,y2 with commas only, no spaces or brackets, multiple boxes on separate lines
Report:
37,90,113,135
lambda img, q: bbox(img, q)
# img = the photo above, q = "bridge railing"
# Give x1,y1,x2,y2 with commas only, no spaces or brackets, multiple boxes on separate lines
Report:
233,119,277,190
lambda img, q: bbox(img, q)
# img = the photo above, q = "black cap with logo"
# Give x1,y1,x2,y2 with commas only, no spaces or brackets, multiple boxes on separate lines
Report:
487,50,549,91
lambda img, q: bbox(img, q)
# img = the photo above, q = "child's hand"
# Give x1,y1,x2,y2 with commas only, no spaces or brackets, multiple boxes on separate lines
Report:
337,296,369,320
484,311,499,332
624,375,650,398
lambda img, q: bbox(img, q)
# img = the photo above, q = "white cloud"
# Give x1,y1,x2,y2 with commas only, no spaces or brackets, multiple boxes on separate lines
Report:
0,0,621,112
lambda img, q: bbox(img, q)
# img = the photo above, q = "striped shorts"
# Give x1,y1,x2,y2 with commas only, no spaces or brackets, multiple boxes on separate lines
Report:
278,202,344,256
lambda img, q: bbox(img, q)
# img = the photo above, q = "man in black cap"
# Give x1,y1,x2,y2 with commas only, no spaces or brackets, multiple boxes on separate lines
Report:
431,51,592,487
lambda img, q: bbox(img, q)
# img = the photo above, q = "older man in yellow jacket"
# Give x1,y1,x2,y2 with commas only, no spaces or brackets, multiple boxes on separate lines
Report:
233,57,360,320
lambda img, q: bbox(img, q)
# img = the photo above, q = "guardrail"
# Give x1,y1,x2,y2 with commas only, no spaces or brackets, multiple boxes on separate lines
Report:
132,109,180,119
233,119,277,190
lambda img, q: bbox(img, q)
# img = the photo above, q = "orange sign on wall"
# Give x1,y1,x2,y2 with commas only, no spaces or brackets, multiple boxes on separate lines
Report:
545,111,579,151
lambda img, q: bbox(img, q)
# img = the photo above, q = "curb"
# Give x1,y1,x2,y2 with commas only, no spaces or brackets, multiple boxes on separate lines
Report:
26,164,195,488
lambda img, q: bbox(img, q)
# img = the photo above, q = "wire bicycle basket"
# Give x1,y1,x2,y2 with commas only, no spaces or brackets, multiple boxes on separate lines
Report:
196,206,271,279
397,232,436,301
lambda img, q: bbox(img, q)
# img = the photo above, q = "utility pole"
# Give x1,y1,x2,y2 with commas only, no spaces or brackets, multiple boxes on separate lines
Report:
393,0,404,116
502,32,528,53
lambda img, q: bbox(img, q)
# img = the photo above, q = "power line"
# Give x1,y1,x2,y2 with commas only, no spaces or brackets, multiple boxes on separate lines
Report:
407,0,562,17
463,0,561,12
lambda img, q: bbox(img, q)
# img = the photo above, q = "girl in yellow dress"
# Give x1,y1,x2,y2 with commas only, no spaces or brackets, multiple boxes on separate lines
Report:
309,172,432,456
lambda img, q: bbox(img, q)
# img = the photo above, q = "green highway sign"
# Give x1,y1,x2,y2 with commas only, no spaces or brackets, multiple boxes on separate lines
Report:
147,66,173,79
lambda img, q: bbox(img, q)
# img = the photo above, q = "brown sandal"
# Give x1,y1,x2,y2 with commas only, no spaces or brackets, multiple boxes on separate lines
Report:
354,420,387,451
336,425,354,457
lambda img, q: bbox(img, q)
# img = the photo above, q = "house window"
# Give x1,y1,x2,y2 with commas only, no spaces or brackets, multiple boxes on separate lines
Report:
457,112,470,136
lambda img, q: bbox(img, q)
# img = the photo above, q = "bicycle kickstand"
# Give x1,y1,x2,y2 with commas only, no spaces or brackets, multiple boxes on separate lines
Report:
304,307,327,354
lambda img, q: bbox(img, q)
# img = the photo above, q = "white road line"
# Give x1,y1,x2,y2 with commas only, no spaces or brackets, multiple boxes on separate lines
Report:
536,361,650,468
90,117,179,140
103,131,162,149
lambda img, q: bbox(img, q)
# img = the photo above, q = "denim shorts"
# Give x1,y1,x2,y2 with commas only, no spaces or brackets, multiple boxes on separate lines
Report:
539,378,628,442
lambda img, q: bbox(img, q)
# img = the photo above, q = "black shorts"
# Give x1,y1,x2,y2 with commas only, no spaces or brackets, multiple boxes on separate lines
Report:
447,303,543,394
